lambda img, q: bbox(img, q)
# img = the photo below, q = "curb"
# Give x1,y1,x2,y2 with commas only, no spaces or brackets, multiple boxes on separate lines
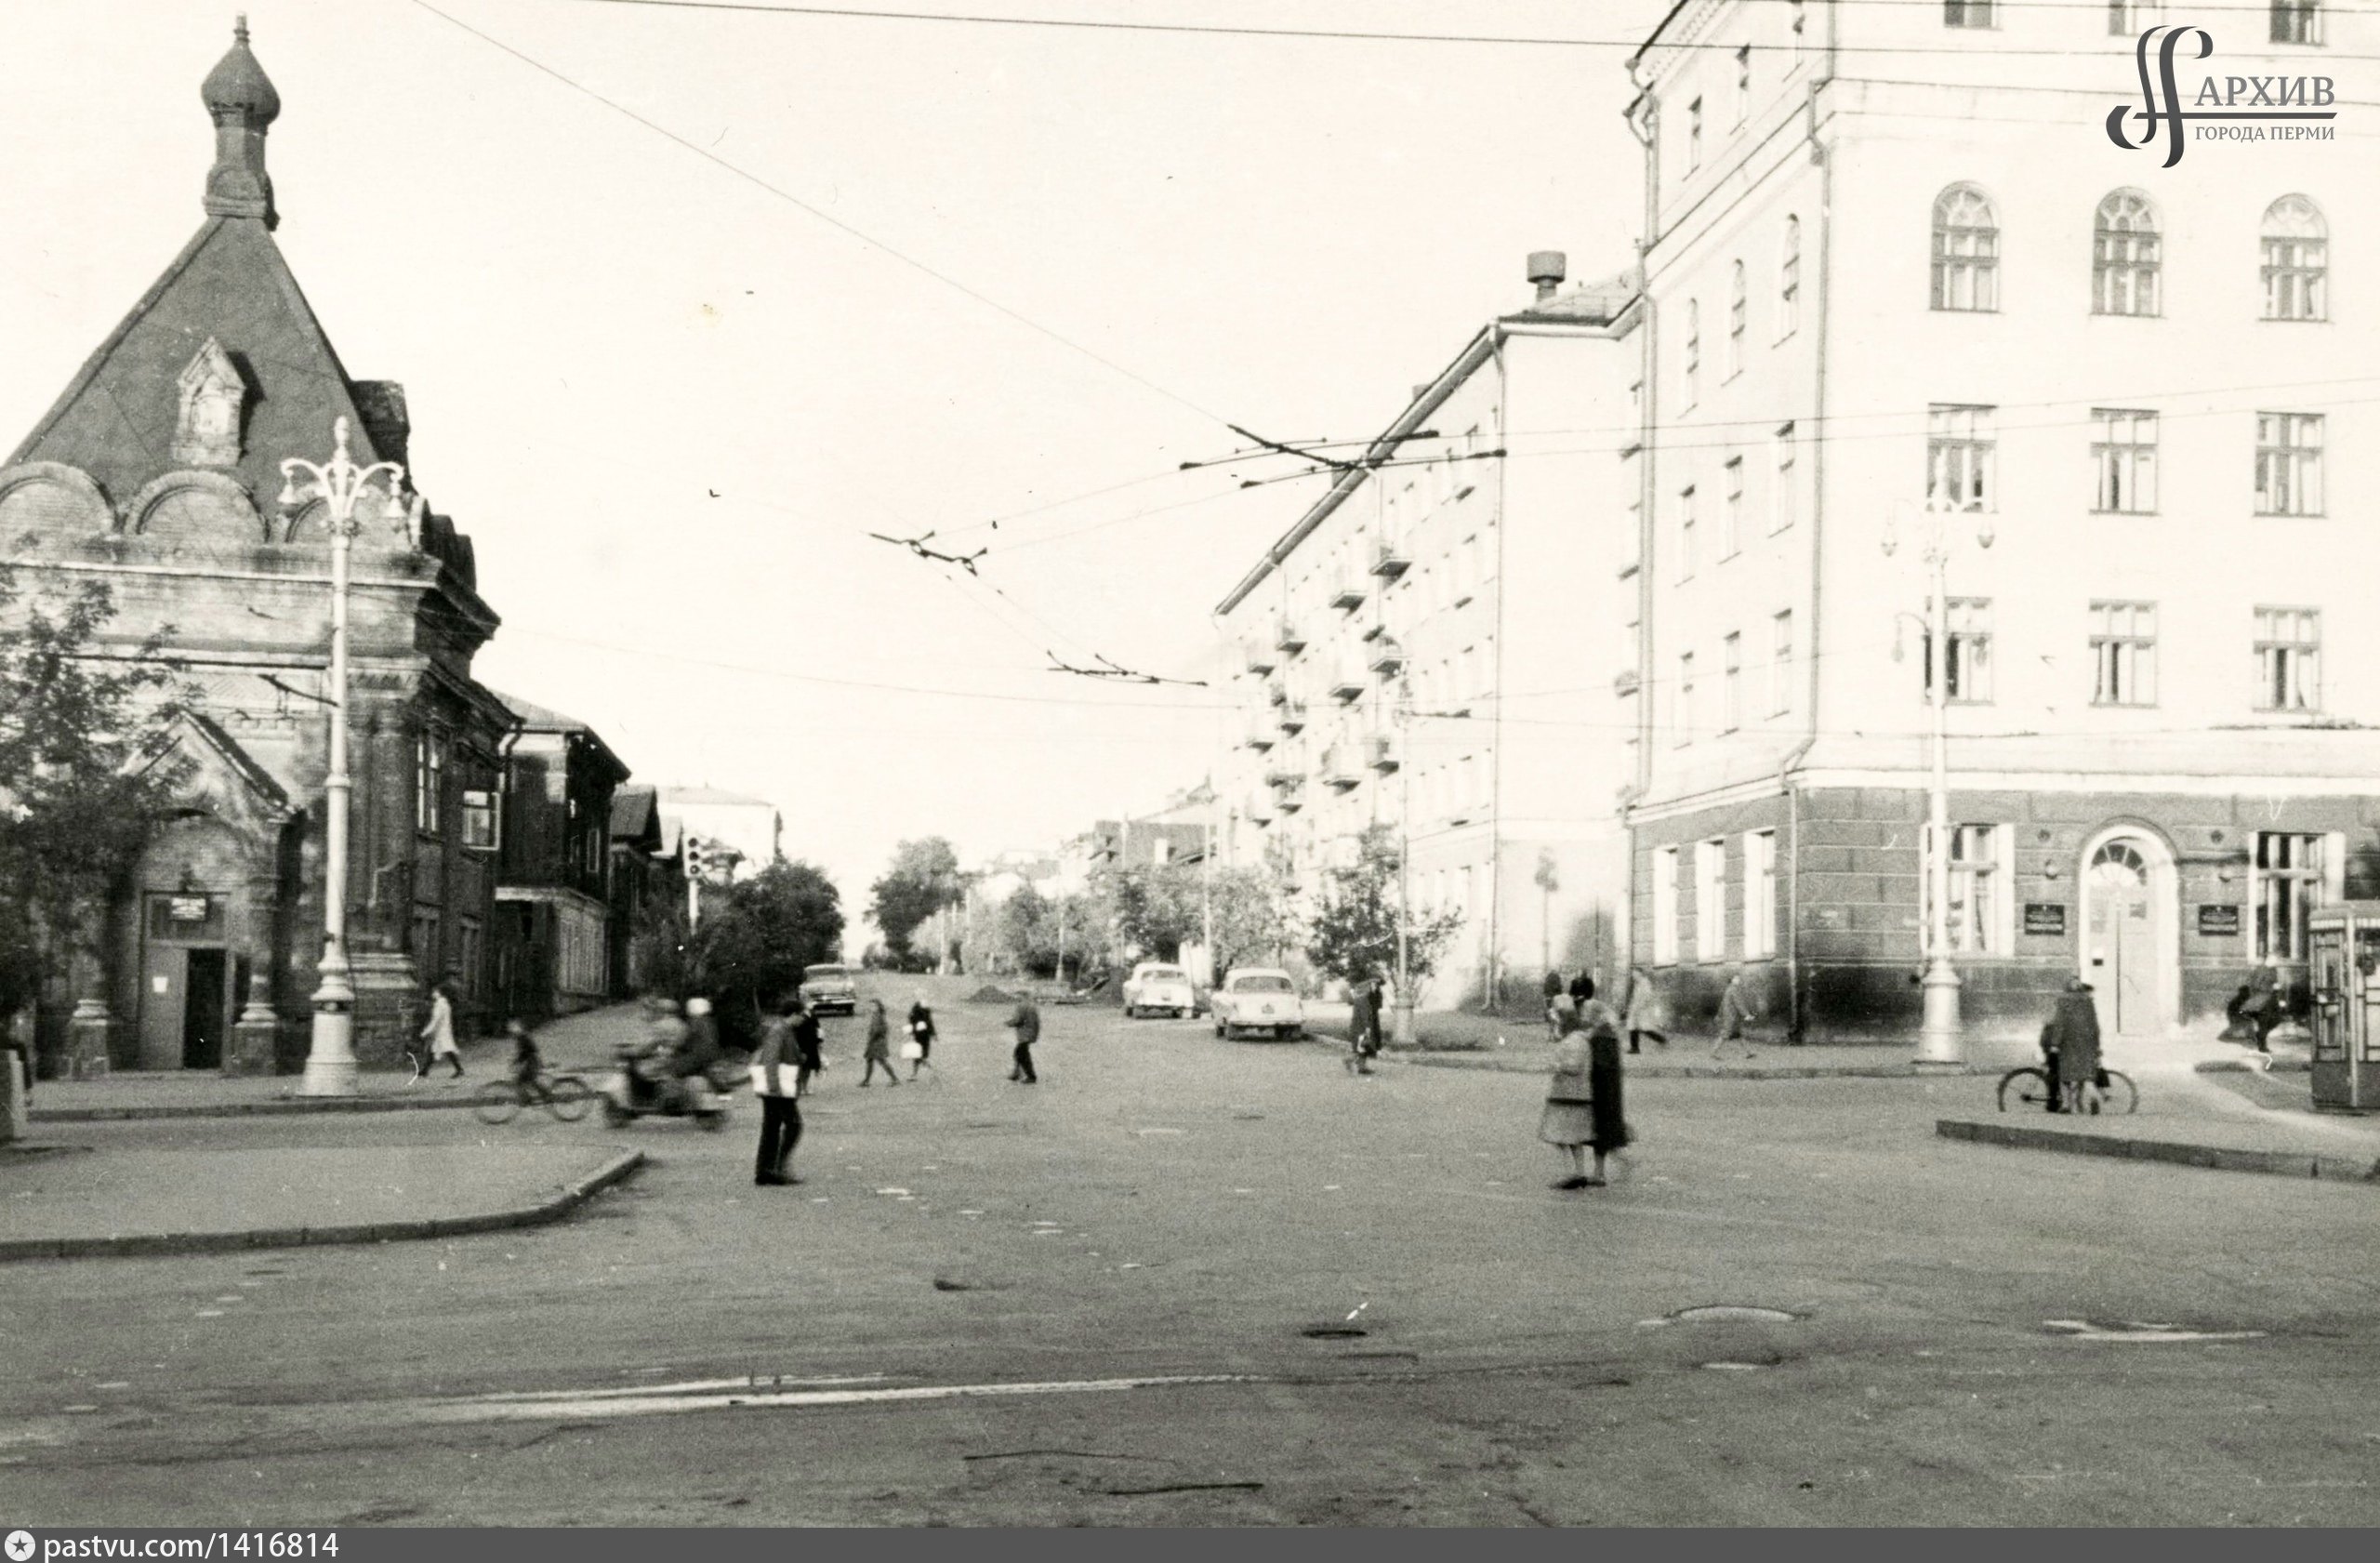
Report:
1936,1118,2380,1183
32,1089,489,1123
0,1148,646,1263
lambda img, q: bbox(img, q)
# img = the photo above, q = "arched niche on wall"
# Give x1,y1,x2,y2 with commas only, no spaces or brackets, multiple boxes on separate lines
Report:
126,470,269,547
0,462,112,550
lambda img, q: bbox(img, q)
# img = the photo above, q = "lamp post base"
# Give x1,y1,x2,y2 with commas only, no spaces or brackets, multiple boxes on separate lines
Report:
1391,1000,1417,1049
1913,959,1964,1071
297,1001,361,1098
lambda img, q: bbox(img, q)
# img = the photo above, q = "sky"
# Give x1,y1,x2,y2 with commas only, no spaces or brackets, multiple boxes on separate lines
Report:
0,0,1673,924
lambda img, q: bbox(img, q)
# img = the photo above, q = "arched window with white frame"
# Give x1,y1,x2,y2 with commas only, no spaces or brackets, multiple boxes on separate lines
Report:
2092,189,2161,316
1931,184,1999,311
2261,194,2328,322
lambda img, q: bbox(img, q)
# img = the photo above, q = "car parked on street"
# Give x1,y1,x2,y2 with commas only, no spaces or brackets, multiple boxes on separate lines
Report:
799,962,860,1015
1210,967,1304,1040
1122,961,1197,1019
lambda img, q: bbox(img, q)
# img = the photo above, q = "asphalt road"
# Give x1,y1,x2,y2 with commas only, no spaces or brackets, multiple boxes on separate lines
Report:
5,974,2378,1527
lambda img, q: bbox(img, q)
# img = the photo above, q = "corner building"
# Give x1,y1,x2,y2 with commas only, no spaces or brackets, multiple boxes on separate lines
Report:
1625,0,2376,1044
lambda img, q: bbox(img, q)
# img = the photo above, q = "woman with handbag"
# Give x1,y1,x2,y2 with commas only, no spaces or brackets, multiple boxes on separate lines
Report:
860,999,900,1086
905,994,936,1080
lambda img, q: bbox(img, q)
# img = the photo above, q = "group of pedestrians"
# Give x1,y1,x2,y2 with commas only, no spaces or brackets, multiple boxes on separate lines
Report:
752,991,950,1185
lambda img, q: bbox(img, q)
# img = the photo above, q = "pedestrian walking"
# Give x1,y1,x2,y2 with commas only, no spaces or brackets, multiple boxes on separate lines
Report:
1540,978,1630,1189
420,976,464,1080
1711,968,1761,1063
860,998,901,1086
2044,977,2103,1113
1621,964,1668,1055
1006,990,1041,1083
905,994,937,1080
750,999,802,1185
1541,968,1566,1039
2241,957,2284,1054
1346,974,1383,1075
790,997,826,1096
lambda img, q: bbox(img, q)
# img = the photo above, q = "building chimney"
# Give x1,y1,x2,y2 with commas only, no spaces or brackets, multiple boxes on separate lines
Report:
1527,249,1567,302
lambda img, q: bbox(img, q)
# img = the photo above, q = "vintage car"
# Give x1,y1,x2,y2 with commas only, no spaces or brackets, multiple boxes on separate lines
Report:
1210,967,1304,1040
1121,961,1197,1019
798,962,860,1015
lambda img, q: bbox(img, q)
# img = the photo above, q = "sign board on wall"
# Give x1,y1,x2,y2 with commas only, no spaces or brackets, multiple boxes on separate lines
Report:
2198,905,2243,937
2024,904,2068,936
167,895,210,921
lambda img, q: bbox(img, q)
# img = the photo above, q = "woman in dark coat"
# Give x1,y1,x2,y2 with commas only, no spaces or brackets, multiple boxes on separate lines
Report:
2046,977,2103,1110
1540,979,1630,1188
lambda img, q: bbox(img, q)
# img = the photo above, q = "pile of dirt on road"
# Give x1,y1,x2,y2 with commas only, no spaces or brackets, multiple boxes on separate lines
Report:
967,984,1021,1004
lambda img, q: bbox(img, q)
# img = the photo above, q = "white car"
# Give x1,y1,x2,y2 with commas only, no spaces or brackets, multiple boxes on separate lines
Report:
1122,961,1197,1019
1210,968,1304,1040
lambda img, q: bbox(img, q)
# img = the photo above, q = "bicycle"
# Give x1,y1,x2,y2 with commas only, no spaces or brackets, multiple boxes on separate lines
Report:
472,1070,594,1125
1995,1064,2136,1115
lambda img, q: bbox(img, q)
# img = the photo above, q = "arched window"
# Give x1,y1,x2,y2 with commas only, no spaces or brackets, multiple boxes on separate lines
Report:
1683,298,1701,408
2261,194,2328,322
1778,216,1801,339
1726,261,1746,378
2092,190,2161,316
1931,184,1999,311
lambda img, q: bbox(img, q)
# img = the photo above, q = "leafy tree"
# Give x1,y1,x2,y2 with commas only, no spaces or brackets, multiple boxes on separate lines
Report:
0,566,191,1031
1106,863,1198,961
693,859,844,1048
1304,825,1464,999
867,836,962,961
1207,865,1301,978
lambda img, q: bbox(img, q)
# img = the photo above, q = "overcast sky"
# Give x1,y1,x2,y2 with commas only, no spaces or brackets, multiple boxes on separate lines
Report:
0,0,1671,920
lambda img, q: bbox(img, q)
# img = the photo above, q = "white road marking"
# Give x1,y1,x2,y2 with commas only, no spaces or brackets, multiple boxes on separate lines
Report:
471,1374,890,1404
385,1371,1266,1426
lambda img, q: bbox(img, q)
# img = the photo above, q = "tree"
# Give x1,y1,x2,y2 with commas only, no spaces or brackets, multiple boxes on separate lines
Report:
1207,865,1301,976
1106,863,1198,961
1304,825,1464,997
693,859,844,1048
0,566,191,1027
867,836,962,963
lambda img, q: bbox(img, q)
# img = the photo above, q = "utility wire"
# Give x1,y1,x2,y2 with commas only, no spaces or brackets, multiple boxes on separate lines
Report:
408,0,1229,426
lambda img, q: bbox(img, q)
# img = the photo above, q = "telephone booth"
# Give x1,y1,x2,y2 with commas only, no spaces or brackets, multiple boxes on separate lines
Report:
2306,904,2380,1112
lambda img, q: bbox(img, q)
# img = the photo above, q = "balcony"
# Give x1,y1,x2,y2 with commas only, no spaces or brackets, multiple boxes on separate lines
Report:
1368,732,1401,773
1263,754,1303,786
1277,701,1309,734
1330,577,1368,612
1368,638,1406,677
1275,620,1306,655
1265,679,1288,706
1246,790,1276,825
1242,722,1276,752
1320,747,1363,790
1329,662,1367,702
1369,542,1411,578
1246,642,1277,676
1273,775,1306,813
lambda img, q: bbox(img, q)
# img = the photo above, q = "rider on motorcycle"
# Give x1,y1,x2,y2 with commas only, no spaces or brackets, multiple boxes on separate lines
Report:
628,997,691,1107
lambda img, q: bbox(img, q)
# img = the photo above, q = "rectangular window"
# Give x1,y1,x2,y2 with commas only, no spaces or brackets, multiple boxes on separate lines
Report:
460,788,501,851
1696,839,1726,961
2093,199,2161,316
1926,404,1995,511
415,735,443,837
1944,0,1996,25
2090,602,2159,707
2254,832,2326,959
1686,97,1703,170
1676,651,1697,747
2270,0,2321,46
2109,1,2162,32
2091,409,2159,513
1744,830,1778,960
1677,485,1698,579
1726,278,1746,380
1653,846,1680,965
2254,605,2321,710
1683,306,1700,410
2255,412,2323,515
1770,610,1794,717
1771,423,1796,532
2263,213,2328,321
1946,825,2002,955
1946,598,1993,703
1722,457,1743,559
1734,45,1752,126
1722,631,1743,732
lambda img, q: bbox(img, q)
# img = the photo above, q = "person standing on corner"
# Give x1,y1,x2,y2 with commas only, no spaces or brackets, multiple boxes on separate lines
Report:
1622,963,1669,1055
860,998,900,1086
750,998,802,1185
790,996,826,1096
2045,976,2103,1113
2242,956,2284,1054
421,976,464,1080
1541,977,1630,1189
1712,966,1761,1063
1006,989,1041,1083
906,993,937,1080
1347,974,1383,1076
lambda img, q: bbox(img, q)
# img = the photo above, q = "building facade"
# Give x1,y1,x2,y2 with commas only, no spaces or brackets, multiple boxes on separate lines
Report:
491,695,629,1024
1625,0,2375,1044
1213,257,1643,1006
606,785,684,998
0,25,511,1074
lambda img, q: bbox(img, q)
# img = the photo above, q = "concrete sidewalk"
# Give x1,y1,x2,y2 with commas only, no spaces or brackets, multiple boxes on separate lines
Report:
29,1001,650,1122
0,1142,644,1261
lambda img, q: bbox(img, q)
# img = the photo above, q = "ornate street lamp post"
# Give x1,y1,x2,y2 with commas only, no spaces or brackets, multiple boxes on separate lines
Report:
280,417,404,1096
1883,497,1994,1071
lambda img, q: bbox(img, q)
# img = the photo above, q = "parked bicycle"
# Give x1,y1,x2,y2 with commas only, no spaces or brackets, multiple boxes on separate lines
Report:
472,1068,594,1124
1996,1064,2136,1116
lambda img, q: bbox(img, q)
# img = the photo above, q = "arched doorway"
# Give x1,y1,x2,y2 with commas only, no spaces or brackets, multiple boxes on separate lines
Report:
2080,830,2177,1040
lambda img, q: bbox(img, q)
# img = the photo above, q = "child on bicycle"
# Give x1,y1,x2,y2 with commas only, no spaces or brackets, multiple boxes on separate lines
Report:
508,1019,547,1102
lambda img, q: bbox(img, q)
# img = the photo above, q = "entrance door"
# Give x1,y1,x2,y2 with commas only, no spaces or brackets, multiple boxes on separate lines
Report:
2086,840,2159,1038
139,944,187,1066
182,948,228,1069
